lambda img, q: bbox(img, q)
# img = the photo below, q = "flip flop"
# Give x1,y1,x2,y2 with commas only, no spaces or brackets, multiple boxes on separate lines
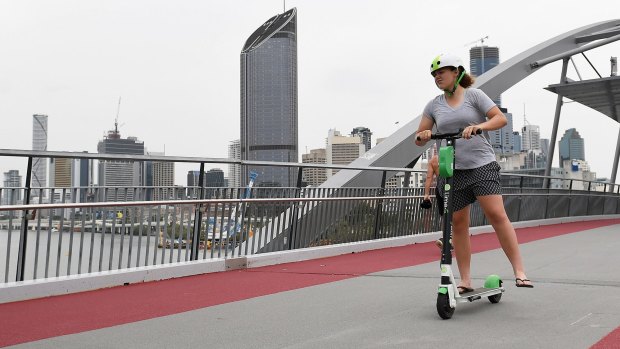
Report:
515,278,534,288
457,286,474,294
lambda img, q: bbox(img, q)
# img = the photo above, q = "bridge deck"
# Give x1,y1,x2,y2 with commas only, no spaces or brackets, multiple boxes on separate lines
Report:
2,219,619,349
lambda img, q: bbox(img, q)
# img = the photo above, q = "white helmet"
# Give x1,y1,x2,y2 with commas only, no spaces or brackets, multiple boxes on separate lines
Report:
430,53,465,75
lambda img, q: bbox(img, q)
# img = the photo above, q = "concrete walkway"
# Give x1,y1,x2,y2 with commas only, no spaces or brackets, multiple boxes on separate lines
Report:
2,219,620,349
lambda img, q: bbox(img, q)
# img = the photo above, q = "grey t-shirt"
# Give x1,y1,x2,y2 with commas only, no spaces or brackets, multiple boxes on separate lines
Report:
422,88,497,169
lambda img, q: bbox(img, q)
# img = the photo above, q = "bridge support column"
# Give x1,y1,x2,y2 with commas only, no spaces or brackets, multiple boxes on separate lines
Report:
544,58,569,188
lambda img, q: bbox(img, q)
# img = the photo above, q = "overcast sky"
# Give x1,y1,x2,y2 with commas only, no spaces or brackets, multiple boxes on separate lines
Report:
1,0,619,186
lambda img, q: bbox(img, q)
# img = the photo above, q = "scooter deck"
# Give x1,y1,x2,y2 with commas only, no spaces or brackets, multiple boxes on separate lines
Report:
457,287,504,303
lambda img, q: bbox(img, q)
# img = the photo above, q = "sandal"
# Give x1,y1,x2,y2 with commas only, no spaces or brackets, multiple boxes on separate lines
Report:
457,286,474,294
515,278,534,288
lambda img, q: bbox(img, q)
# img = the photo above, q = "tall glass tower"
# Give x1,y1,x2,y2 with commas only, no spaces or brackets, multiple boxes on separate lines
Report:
241,8,298,187
469,46,501,106
32,114,48,190
558,128,585,167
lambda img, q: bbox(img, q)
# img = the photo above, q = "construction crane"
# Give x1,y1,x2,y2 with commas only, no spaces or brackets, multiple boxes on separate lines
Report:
464,36,489,47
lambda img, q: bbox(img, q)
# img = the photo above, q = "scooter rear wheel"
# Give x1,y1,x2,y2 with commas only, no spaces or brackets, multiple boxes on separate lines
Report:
436,293,454,319
488,293,502,303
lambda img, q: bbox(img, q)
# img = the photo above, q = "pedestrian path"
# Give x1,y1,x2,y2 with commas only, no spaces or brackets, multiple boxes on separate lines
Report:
2,219,619,348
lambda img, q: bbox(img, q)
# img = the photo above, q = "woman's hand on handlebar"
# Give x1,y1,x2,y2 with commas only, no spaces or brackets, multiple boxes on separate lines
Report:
416,130,432,143
462,126,483,139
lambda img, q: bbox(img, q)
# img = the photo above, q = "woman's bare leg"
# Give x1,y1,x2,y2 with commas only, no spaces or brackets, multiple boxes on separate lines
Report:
477,194,532,286
451,205,472,288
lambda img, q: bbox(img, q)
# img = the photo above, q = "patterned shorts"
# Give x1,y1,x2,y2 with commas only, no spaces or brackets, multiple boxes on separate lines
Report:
437,161,502,213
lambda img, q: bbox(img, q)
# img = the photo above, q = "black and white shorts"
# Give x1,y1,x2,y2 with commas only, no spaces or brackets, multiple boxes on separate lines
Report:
437,161,502,213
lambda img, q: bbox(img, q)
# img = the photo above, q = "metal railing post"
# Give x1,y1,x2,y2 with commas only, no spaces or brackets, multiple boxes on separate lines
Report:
16,157,33,282
585,181,592,215
373,171,387,239
190,163,205,260
288,167,304,250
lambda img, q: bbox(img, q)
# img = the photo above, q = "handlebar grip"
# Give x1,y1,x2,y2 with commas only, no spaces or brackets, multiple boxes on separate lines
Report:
416,128,482,141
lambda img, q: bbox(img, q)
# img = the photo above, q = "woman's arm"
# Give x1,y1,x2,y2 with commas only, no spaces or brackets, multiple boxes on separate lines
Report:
462,106,507,139
415,115,435,146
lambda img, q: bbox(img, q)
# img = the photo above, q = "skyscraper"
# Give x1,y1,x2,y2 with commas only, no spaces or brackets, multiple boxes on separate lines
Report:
97,125,145,202
32,114,48,190
469,46,501,105
521,124,541,152
241,8,298,188
559,128,585,167
351,127,372,152
71,153,93,203
487,108,514,154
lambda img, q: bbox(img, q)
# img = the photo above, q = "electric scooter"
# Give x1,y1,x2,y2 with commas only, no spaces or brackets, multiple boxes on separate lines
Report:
419,129,504,319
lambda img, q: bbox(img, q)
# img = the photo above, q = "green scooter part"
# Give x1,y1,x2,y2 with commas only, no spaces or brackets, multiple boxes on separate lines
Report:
438,287,448,295
484,274,502,288
439,146,454,178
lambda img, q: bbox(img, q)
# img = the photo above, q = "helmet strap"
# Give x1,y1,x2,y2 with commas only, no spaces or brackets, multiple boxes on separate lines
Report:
444,70,466,96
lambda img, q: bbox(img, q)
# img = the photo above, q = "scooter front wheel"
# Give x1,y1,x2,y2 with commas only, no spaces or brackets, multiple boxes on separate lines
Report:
436,293,455,319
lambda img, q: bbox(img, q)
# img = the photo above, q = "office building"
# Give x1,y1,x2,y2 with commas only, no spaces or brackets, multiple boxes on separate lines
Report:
97,125,145,201
49,158,72,203
326,129,365,177
71,153,93,203
2,170,22,206
205,169,225,187
149,152,174,201
559,128,585,167
302,148,327,187
521,124,541,152
32,114,48,190
351,127,372,152
513,131,521,153
241,8,298,187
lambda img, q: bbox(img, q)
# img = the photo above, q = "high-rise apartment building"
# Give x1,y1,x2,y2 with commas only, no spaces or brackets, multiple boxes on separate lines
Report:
228,140,241,188
469,46,501,106
302,148,327,187
559,128,585,167
241,8,298,188
32,114,48,190
351,127,372,152
97,125,145,201
326,129,365,177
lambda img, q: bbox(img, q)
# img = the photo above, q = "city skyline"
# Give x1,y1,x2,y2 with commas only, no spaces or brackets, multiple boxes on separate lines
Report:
1,1,619,186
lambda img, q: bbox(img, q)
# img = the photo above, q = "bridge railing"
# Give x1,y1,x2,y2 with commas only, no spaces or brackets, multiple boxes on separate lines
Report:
1,149,619,283
1,182,619,284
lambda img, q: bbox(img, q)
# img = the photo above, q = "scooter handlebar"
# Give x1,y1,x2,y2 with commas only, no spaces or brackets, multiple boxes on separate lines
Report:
416,128,482,141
